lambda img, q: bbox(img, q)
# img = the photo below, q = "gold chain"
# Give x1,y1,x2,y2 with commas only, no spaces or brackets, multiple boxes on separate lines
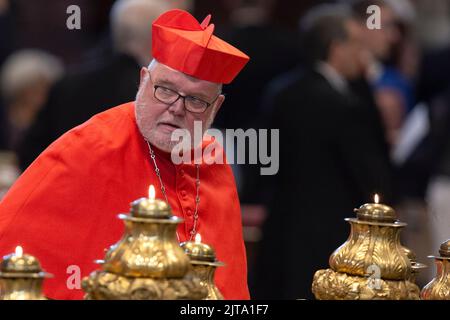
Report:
146,141,200,241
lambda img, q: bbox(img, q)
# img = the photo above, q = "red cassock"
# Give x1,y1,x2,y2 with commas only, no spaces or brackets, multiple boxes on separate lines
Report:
0,102,249,299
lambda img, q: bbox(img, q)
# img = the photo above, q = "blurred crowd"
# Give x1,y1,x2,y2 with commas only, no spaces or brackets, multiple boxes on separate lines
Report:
1,0,450,299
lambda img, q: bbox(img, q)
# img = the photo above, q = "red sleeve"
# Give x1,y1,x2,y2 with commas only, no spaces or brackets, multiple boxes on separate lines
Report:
0,116,128,299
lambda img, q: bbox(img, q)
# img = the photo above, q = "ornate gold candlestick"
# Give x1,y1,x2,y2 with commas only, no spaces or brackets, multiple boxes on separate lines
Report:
312,195,422,300
82,185,207,300
421,239,450,300
0,246,52,300
180,233,224,300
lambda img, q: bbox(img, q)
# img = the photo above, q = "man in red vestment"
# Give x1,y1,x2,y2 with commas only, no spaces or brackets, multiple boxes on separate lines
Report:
0,9,250,299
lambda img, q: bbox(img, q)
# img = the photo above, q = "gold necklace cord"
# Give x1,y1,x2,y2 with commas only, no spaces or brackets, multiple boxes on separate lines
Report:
146,140,200,241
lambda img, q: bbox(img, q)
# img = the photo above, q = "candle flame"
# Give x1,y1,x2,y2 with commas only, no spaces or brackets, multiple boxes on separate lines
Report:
149,185,155,200
374,194,380,204
195,233,202,244
15,246,23,258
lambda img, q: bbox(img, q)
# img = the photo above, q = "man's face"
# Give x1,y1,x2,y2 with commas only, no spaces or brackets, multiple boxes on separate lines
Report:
135,61,225,152
343,19,366,79
333,19,365,80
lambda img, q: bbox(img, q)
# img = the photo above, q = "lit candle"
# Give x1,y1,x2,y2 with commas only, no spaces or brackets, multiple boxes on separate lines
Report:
149,185,155,201
15,246,23,258
374,193,379,204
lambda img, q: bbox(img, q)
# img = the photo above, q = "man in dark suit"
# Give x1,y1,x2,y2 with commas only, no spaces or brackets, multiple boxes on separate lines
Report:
17,0,169,169
251,6,393,299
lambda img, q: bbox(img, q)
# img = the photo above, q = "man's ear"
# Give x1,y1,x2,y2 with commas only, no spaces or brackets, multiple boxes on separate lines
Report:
139,67,149,90
212,94,225,117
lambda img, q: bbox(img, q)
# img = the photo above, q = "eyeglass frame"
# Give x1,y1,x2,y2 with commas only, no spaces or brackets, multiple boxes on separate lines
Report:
147,69,222,114
153,85,220,114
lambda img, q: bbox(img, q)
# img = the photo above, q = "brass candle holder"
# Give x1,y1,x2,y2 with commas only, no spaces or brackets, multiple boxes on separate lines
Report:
0,246,53,300
312,195,423,300
82,186,207,300
420,239,450,300
180,234,225,300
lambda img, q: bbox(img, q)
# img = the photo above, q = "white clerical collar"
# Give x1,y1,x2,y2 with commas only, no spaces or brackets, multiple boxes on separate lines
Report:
316,62,349,95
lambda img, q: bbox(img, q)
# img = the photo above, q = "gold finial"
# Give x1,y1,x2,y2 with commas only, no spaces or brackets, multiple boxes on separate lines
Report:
354,194,396,223
181,233,217,263
130,184,171,218
439,239,450,257
0,246,43,274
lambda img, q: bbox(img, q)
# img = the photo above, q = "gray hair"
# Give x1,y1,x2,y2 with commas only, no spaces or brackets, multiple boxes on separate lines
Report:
0,49,64,101
300,4,353,64
147,59,223,94
300,3,351,32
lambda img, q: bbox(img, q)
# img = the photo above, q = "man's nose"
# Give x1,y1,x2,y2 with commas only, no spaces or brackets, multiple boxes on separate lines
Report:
167,97,186,116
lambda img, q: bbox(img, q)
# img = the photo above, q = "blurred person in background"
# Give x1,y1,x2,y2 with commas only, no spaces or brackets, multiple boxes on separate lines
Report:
409,0,450,248
404,0,450,201
352,0,424,200
0,49,64,150
415,0,450,108
17,0,173,170
0,0,19,200
0,49,62,201
215,0,301,199
401,4,450,276
394,79,450,285
382,0,419,115
413,0,450,51
425,86,450,271
351,0,414,147
251,5,393,299
215,0,301,131
370,0,450,285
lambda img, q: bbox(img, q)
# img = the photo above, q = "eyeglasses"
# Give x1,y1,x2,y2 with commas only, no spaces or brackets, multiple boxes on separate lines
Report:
153,85,220,114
